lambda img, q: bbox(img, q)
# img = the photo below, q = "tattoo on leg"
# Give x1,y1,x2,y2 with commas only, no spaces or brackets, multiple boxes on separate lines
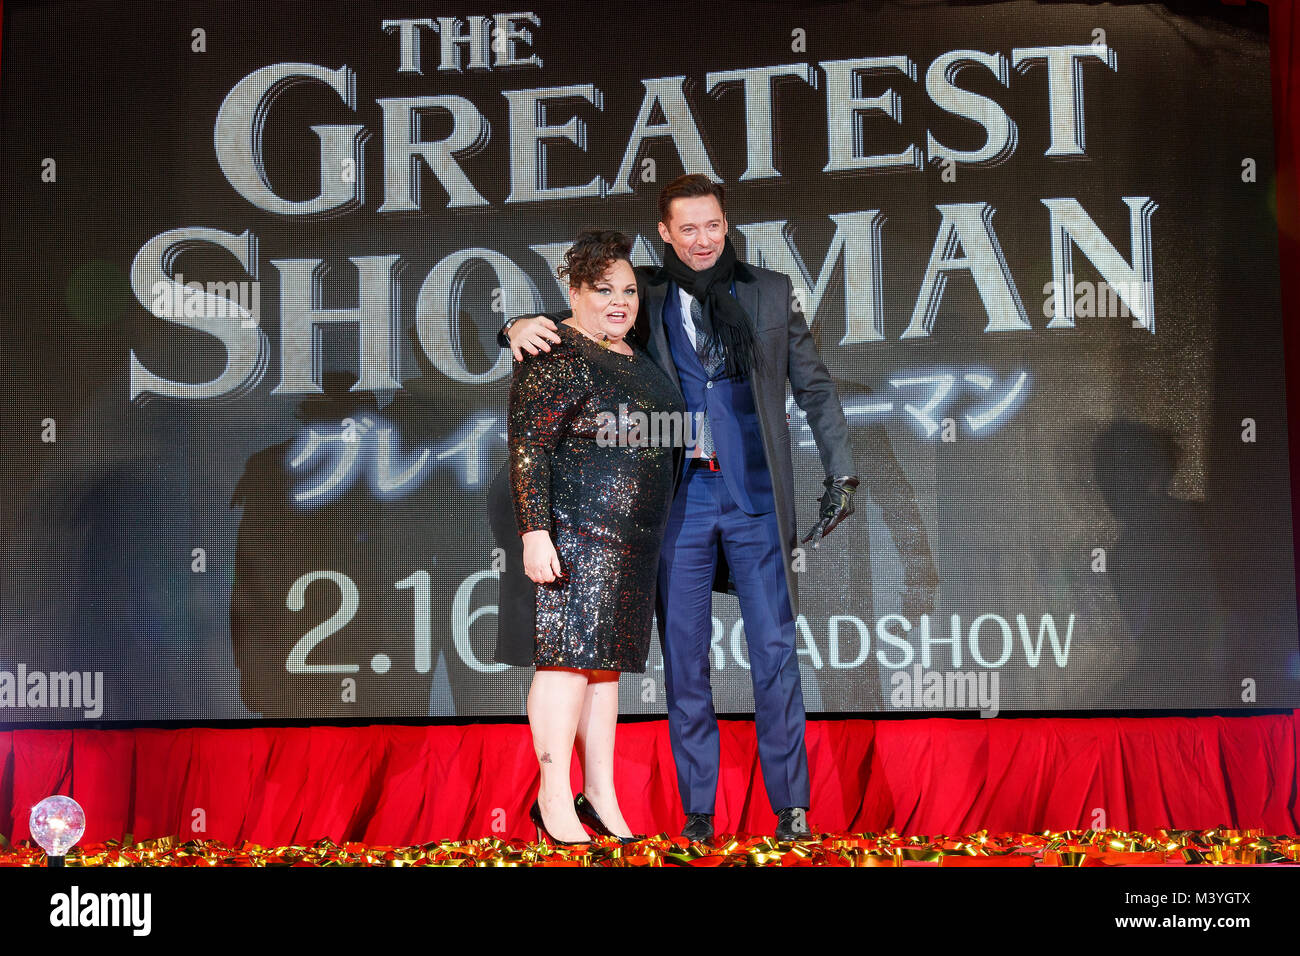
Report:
540,752,552,764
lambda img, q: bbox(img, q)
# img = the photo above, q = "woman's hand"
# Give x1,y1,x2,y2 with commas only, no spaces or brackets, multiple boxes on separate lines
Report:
522,529,563,583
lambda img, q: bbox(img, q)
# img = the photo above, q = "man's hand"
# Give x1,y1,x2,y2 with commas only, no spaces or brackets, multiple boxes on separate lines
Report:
508,315,561,361
801,476,859,548
522,529,563,583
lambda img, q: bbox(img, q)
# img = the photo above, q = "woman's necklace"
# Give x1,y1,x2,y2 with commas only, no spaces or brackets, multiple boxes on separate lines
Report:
572,319,632,356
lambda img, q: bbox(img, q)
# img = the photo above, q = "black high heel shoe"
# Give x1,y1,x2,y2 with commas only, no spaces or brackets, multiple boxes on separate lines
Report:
529,799,590,847
574,792,643,843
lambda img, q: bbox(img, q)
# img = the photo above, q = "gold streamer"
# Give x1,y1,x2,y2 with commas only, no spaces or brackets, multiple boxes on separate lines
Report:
2,827,1295,868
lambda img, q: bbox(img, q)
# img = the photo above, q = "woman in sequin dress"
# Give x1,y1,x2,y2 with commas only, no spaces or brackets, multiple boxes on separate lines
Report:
493,230,684,844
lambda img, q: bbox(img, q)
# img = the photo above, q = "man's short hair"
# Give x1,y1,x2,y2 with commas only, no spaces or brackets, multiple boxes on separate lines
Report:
658,174,726,225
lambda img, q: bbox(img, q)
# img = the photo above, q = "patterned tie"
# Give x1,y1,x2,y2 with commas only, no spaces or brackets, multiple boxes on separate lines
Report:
689,296,718,461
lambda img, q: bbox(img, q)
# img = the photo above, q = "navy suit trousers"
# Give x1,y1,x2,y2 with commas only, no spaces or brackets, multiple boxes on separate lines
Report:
656,465,810,815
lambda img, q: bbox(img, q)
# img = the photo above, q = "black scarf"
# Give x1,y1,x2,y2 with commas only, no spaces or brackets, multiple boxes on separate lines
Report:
660,235,761,380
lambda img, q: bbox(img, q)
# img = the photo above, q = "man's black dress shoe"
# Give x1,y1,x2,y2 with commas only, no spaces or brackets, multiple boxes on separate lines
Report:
775,807,812,841
681,813,714,843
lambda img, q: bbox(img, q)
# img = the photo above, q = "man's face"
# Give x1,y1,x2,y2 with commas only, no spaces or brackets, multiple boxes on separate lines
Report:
657,195,728,271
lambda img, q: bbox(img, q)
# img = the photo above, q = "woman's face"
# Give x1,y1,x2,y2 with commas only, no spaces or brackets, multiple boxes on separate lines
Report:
570,258,637,340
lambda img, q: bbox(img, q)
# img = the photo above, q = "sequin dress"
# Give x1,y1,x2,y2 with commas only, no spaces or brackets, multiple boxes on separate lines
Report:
508,321,685,672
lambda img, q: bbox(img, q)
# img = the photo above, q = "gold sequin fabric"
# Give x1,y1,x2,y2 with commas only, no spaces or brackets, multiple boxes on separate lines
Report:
508,322,685,672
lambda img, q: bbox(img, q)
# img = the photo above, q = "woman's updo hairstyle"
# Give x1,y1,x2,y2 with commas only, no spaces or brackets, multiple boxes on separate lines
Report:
557,229,634,289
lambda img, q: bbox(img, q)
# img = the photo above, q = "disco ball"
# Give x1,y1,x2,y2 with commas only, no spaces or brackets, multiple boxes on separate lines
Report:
29,795,87,862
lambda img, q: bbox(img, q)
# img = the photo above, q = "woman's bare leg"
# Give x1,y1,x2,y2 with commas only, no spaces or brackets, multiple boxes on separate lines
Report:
574,669,633,838
527,666,589,842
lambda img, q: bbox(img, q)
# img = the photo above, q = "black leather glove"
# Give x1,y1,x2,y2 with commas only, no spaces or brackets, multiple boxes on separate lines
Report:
801,476,859,548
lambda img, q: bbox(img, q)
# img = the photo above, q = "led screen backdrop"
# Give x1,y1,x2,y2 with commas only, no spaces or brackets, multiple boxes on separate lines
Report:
1,0,1296,721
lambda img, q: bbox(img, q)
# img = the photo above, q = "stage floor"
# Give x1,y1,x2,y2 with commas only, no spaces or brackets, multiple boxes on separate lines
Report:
2,828,1296,867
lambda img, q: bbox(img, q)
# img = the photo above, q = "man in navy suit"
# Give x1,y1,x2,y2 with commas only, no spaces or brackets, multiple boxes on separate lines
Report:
500,175,858,842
